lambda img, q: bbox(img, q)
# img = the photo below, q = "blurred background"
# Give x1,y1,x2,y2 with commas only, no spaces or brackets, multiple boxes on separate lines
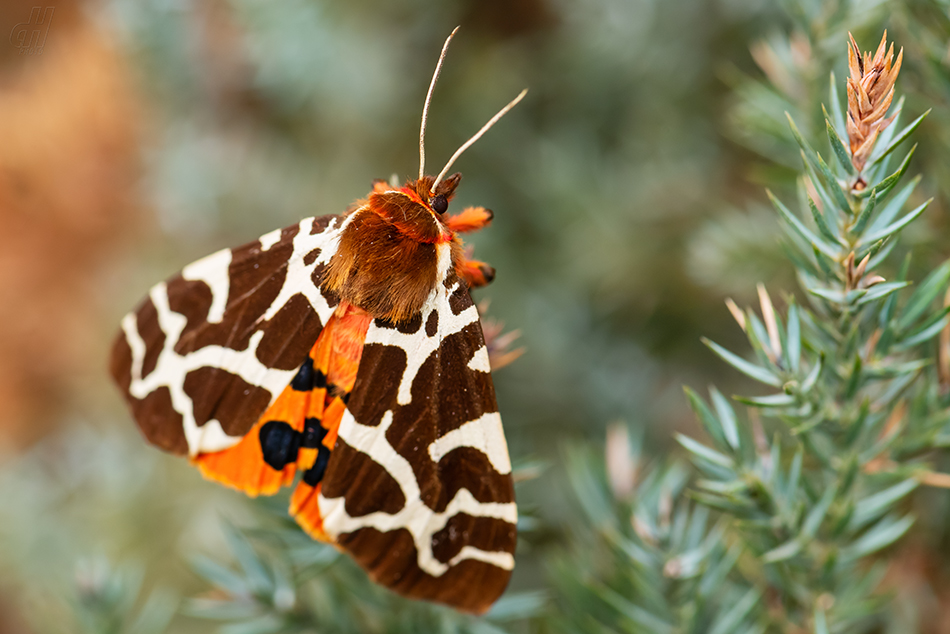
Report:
1,0,949,631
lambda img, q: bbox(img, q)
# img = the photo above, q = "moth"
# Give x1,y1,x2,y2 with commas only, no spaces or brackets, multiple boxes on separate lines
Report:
110,30,524,614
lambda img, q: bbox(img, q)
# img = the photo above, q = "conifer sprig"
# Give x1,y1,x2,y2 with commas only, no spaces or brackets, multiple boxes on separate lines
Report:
846,32,903,178
557,29,947,633
553,436,761,634
675,31,944,631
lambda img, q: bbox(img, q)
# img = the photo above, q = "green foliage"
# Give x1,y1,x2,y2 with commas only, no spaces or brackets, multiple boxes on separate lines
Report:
72,560,178,634
551,442,763,633
184,513,545,634
550,5,950,633
665,48,945,634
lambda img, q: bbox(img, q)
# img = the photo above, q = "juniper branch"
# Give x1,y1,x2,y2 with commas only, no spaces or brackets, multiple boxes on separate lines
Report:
679,32,946,633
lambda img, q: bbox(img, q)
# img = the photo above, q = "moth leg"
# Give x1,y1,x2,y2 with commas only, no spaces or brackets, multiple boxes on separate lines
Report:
456,253,496,288
444,205,492,234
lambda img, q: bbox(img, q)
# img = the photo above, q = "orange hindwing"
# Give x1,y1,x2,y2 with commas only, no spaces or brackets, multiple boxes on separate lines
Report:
194,302,372,508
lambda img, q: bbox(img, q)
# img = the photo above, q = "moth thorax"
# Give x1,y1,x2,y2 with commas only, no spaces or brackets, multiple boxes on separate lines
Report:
323,208,443,323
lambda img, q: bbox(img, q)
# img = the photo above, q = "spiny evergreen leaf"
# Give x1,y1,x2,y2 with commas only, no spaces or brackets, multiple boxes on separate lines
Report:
849,479,919,531
801,171,842,240
895,307,950,349
827,71,847,137
869,109,930,167
786,113,850,213
800,353,824,392
786,302,801,374
866,236,897,270
843,354,862,399
856,144,917,200
841,515,915,561
802,482,838,538
850,188,877,236
762,538,802,563
684,386,729,452
765,190,839,260
807,286,847,304
710,387,741,450
807,195,841,244
698,543,742,598
222,522,273,596
855,282,910,305
677,434,735,470
866,175,920,235
702,337,783,386
824,112,855,175
733,393,797,407
784,449,803,502
872,97,905,155
126,589,178,634
708,587,761,634
190,555,250,597
488,592,549,621
597,586,675,634
689,491,763,518
861,199,931,245
896,259,950,332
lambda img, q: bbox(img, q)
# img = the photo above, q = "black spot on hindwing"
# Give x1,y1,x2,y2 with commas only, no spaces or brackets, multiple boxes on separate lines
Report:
301,417,327,448
291,357,328,392
303,447,332,486
259,421,301,470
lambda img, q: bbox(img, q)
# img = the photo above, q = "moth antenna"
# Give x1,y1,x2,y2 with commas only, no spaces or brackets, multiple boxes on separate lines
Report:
431,88,528,193
420,27,460,181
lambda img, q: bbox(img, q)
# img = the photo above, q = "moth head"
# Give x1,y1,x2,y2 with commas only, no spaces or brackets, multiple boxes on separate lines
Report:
365,29,524,241
411,172,461,216
365,176,456,243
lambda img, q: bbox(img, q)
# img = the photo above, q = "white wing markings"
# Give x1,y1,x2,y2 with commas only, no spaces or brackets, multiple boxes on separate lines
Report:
258,227,282,251
449,546,515,570
467,345,491,372
322,273,516,578
261,215,350,325
364,280,479,406
428,412,512,475
319,405,516,576
125,283,297,455
122,217,345,456
121,312,146,382
182,248,232,324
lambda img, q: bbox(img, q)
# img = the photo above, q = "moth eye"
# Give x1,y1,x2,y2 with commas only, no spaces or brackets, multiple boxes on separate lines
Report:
429,195,448,214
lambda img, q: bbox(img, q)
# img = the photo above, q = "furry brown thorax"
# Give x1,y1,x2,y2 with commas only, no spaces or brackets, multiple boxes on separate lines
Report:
323,173,466,323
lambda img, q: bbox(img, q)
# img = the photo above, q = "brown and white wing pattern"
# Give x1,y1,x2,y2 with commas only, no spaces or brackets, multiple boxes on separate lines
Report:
315,251,517,613
111,215,350,457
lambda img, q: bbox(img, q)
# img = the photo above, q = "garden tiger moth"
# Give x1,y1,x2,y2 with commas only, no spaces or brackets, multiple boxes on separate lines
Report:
109,28,524,614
